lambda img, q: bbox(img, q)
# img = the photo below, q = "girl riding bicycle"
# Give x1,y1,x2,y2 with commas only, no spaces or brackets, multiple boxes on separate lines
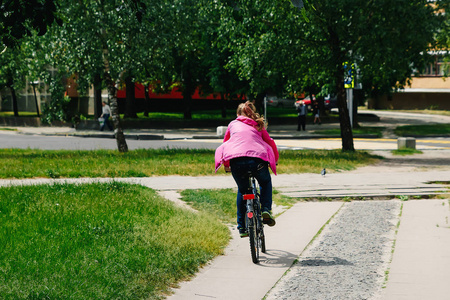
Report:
215,101,279,237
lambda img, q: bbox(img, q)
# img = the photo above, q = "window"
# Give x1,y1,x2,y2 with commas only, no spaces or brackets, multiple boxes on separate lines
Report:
421,55,448,76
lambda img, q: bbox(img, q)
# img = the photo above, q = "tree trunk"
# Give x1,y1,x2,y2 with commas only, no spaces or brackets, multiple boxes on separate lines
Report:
336,79,355,151
94,74,102,118
255,93,264,115
329,26,354,151
144,84,150,117
10,86,19,117
102,49,128,152
182,69,194,120
221,94,226,118
124,76,138,118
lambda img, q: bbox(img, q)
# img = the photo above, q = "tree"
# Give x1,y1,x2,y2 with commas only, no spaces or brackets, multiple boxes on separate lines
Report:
0,0,59,49
435,0,450,76
213,0,441,151
159,0,213,120
216,0,299,111
0,36,47,118
286,0,442,151
50,0,177,152
0,46,24,117
0,0,60,118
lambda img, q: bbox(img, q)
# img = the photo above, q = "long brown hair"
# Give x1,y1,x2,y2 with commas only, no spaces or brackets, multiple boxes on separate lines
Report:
236,101,266,131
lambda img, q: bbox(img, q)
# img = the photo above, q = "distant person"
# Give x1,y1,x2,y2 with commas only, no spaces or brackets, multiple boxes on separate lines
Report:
100,101,113,131
296,100,307,131
312,96,321,125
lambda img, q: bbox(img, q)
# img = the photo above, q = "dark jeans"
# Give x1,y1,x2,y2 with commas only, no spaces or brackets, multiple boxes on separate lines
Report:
100,114,113,131
297,114,306,131
230,157,273,230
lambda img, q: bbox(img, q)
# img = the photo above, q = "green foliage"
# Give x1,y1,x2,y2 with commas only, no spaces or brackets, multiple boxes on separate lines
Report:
290,0,443,97
49,0,177,91
40,79,72,124
0,42,29,91
0,182,229,299
215,0,301,97
0,0,59,48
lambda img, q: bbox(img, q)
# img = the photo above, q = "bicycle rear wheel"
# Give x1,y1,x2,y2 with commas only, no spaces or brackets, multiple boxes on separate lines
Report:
247,216,259,264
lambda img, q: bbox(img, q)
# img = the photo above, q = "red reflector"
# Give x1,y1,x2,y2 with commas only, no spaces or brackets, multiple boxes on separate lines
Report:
243,194,254,200
247,212,254,218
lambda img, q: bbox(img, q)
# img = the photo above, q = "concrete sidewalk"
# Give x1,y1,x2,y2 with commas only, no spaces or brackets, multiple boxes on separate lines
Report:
381,199,450,300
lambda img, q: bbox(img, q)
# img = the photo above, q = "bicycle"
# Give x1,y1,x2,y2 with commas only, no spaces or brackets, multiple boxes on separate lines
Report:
243,171,266,264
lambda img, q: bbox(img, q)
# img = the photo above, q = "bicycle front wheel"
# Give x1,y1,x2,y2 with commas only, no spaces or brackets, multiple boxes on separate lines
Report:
260,230,266,253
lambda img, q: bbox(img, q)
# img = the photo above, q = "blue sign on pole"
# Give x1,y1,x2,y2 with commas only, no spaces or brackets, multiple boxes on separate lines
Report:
344,63,354,89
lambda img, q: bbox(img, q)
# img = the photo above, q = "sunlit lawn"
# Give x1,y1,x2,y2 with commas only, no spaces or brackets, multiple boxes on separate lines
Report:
394,124,450,136
0,149,380,179
0,182,230,299
181,188,297,225
311,126,385,137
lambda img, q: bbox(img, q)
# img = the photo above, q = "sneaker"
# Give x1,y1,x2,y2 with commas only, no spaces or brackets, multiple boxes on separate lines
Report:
238,228,248,238
262,211,276,227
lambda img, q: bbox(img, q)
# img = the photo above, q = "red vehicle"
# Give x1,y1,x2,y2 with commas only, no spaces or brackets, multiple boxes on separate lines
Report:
296,94,337,112
117,83,220,100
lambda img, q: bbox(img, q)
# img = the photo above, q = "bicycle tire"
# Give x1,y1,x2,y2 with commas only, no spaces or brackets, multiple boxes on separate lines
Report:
254,196,266,254
247,216,259,264
260,230,266,253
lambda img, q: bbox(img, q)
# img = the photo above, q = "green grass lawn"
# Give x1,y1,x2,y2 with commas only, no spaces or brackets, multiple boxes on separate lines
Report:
0,111,38,117
394,124,450,137
311,126,385,137
0,107,297,121
392,148,424,155
0,149,381,179
125,107,297,120
0,127,18,131
0,182,229,299
181,188,296,225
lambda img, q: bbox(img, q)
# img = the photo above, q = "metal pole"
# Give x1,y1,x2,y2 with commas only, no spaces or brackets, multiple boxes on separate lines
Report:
346,88,353,127
264,95,267,126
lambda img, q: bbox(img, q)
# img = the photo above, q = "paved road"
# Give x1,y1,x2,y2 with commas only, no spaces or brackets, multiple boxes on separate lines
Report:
1,128,449,151
0,132,223,150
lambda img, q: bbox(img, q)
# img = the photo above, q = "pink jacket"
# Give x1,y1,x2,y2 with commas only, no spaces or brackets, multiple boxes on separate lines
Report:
214,116,279,174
